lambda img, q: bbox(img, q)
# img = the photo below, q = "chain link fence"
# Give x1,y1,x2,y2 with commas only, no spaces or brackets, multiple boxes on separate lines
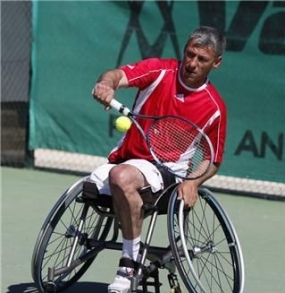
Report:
1,1,32,166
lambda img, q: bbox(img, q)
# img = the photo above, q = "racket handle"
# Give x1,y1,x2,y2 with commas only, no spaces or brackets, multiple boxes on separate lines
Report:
110,99,130,116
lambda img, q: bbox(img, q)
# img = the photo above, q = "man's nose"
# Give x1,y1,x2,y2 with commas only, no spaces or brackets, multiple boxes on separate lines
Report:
188,58,197,69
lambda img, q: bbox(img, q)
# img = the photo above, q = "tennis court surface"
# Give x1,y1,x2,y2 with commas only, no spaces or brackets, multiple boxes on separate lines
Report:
2,166,285,293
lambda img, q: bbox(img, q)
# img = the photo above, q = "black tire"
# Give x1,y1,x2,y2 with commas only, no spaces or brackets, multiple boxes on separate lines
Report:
167,187,245,293
31,177,114,293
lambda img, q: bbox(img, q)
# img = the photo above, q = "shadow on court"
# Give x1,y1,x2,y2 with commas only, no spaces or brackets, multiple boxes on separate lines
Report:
6,282,107,293
6,282,152,293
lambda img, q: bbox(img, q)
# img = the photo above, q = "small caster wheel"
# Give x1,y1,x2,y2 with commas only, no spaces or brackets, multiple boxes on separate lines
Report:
45,282,57,293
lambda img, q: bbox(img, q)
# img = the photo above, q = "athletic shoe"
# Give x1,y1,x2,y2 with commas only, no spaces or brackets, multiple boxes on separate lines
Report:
108,258,136,293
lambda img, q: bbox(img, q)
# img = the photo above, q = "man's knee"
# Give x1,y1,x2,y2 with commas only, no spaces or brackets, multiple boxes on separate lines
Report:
109,165,131,186
109,165,146,194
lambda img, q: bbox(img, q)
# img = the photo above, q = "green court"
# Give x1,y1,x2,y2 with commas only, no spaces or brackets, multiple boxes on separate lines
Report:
2,166,285,293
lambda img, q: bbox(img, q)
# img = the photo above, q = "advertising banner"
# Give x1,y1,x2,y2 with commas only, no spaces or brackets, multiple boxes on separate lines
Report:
30,1,285,182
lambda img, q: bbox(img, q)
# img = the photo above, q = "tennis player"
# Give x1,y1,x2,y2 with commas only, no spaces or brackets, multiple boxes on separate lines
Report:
91,26,227,293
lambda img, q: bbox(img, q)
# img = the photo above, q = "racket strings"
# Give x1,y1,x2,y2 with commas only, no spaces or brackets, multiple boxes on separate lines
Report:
148,117,211,178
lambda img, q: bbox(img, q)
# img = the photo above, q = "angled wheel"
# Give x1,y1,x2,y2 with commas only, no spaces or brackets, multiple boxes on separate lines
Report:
31,176,114,293
167,187,245,293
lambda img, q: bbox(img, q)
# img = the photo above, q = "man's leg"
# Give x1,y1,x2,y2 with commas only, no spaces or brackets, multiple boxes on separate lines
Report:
110,164,146,255
108,162,163,293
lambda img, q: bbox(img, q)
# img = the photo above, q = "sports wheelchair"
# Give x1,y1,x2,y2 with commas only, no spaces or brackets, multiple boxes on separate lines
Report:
31,175,245,293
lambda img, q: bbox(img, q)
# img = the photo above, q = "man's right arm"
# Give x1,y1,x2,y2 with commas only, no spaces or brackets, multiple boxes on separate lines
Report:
92,69,128,107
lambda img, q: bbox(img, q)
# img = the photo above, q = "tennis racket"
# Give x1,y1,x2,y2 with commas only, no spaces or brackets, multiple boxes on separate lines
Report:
110,99,214,180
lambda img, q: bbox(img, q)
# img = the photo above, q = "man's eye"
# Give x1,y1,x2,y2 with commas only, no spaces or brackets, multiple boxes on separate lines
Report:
187,52,195,58
198,56,207,62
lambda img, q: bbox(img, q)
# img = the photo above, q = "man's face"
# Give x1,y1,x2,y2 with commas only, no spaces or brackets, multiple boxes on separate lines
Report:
180,40,222,88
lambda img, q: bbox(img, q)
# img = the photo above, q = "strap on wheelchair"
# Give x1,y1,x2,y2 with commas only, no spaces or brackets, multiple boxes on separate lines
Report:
82,179,99,200
140,165,176,211
80,179,114,208
156,165,176,189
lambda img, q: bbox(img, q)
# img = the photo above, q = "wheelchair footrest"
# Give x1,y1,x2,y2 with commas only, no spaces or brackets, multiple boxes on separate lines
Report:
140,268,162,293
168,273,182,293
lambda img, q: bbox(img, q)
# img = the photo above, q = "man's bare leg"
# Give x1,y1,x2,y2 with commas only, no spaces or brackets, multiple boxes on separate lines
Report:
108,164,147,293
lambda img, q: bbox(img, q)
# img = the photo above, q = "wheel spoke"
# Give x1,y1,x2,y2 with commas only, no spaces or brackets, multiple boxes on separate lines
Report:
168,188,244,293
32,179,113,292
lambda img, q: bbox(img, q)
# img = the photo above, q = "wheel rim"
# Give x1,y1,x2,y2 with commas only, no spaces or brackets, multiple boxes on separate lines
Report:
33,182,113,292
169,190,243,293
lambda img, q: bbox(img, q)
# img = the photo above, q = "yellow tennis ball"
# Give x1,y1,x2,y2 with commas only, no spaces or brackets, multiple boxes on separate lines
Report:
115,116,132,132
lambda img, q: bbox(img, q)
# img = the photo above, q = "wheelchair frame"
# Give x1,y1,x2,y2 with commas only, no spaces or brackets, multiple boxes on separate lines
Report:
31,176,245,293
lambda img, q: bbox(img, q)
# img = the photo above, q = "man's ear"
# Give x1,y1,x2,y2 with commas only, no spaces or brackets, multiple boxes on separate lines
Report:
212,56,222,69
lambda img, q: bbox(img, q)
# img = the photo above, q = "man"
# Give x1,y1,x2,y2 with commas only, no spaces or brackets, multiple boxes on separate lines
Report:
91,26,227,293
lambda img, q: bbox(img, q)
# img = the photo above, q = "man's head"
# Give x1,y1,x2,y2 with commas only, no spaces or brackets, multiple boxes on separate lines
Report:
180,26,226,88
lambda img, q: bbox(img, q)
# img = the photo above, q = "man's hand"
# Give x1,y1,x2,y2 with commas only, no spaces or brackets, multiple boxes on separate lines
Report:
92,69,129,109
92,82,115,109
176,163,220,207
177,180,199,207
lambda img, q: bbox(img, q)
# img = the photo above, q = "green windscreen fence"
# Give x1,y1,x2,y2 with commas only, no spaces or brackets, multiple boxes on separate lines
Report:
30,1,285,183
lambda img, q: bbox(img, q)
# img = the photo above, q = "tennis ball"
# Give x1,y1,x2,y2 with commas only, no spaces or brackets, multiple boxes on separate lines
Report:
115,116,132,132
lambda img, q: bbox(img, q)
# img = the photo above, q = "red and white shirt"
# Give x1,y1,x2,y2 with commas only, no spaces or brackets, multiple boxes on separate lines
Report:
108,58,227,164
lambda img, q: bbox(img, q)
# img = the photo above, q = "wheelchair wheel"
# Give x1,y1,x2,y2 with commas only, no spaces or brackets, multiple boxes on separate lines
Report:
167,187,245,293
31,177,114,293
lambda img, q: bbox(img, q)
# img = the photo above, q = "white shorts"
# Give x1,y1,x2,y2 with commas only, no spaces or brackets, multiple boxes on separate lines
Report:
90,159,164,195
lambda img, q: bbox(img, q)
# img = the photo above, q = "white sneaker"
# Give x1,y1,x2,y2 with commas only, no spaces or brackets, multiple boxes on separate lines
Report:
107,259,148,293
108,258,136,293
108,274,131,293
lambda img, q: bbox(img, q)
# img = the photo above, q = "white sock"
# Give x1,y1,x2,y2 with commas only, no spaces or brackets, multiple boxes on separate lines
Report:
122,236,141,262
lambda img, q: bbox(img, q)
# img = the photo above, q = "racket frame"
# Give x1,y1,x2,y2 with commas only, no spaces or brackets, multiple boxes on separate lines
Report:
109,99,214,180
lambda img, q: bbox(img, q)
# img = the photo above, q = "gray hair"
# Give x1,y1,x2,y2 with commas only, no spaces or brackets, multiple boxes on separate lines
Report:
186,26,227,57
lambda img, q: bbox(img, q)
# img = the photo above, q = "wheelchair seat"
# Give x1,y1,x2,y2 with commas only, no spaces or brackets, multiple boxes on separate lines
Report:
79,177,178,216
